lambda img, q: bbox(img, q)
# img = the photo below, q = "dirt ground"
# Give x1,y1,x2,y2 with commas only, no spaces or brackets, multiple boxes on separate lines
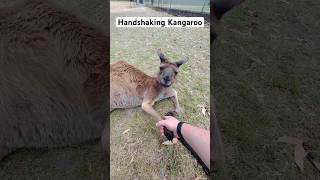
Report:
213,0,320,179
110,1,210,179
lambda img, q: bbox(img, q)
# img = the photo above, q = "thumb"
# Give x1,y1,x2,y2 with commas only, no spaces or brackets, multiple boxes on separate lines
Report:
156,120,167,128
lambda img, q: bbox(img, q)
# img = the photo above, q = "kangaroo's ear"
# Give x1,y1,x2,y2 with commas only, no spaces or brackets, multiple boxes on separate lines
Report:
157,49,168,63
175,60,187,68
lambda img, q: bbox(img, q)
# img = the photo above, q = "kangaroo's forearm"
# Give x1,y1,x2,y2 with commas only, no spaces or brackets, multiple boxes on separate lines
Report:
141,102,163,121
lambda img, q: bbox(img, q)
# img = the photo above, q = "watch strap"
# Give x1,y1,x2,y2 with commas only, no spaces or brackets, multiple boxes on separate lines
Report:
177,121,185,139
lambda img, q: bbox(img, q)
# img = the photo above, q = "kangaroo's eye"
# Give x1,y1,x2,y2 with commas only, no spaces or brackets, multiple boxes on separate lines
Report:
160,67,164,70
174,71,178,75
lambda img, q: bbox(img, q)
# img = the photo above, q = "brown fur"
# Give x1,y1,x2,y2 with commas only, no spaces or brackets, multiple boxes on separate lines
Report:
0,0,108,159
110,51,184,122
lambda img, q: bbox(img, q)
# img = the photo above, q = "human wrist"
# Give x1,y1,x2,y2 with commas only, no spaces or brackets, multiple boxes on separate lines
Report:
177,122,188,139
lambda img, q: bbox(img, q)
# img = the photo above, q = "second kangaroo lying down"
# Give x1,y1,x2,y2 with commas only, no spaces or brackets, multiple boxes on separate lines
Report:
110,50,186,122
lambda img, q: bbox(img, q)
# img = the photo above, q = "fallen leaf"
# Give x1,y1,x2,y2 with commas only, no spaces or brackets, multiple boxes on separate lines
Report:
122,129,130,134
278,136,309,172
201,107,206,116
197,105,209,117
129,156,134,164
295,143,308,172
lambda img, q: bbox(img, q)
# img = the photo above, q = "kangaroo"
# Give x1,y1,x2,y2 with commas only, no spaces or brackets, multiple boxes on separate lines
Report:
110,50,186,122
0,0,108,160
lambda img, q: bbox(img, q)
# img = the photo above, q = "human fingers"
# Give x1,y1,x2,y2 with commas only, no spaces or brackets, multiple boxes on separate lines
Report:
156,120,167,128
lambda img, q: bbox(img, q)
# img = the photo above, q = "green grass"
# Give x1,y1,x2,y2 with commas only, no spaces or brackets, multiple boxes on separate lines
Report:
0,143,107,180
213,0,320,179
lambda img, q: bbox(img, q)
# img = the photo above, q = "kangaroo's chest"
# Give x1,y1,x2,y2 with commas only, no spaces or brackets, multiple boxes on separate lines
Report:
110,83,170,110
154,90,168,102
112,93,143,109
110,81,143,109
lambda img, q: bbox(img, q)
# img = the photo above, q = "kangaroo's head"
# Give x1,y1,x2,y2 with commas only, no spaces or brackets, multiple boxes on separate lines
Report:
157,49,186,88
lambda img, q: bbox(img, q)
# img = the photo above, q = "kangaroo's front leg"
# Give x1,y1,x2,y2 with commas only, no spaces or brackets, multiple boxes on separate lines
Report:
141,99,162,121
142,98,179,144
142,95,180,144
167,89,183,114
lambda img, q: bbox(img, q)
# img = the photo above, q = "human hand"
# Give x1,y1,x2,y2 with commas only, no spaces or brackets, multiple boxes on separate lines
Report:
156,116,180,139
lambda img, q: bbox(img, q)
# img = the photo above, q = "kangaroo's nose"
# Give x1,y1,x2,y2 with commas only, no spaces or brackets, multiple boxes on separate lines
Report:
164,76,170,81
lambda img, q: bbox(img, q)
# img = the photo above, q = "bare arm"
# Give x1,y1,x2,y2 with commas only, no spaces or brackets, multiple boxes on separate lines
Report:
181,123,210,168
156,116,210,169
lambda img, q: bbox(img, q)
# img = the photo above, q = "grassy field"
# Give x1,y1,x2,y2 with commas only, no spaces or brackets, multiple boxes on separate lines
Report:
213,0,320,179
151,3,210,14
0,0,108,179
110,1,210,179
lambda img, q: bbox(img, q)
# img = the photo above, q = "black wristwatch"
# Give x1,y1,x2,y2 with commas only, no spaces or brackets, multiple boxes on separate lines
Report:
177,122,185,139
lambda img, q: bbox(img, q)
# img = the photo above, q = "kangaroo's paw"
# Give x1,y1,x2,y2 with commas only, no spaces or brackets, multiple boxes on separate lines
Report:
175,108,183,115
161,137,179,145
165,111,178,117
172,138,179,144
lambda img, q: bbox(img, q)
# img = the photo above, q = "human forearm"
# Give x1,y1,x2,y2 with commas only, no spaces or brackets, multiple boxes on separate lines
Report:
181,123,210,168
